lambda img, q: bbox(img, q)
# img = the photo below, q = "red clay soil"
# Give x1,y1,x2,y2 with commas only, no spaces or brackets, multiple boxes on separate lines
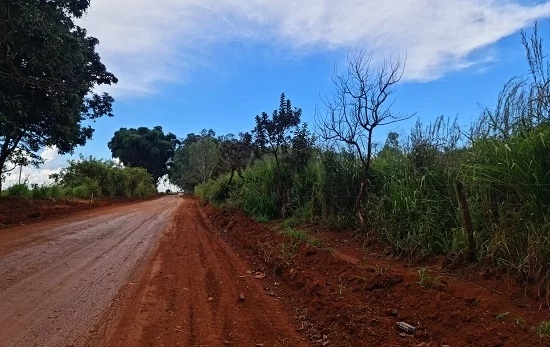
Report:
204,204,550,347
1,195,549,346
0,196,154,227
0,196,183,347
102,197,309,347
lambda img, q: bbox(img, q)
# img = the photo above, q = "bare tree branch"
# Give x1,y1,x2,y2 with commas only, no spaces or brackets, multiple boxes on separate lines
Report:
315,49,414,223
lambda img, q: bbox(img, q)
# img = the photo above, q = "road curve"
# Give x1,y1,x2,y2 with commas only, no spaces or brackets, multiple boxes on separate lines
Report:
0,196,182,347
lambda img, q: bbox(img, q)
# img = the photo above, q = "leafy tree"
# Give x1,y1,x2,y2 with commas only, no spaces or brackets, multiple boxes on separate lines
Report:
253,93,302,171
0,0,118,191
169,129,219,191
108,126,179,183
289,123,315,172
218,132,253,184
188,136,220,184
252,93,313,217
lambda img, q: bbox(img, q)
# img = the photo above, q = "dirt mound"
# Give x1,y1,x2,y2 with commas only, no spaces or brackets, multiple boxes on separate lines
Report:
205,205,550,347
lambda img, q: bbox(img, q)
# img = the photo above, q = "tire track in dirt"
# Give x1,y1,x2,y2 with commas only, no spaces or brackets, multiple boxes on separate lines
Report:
105,197,309,347
0,196,182,347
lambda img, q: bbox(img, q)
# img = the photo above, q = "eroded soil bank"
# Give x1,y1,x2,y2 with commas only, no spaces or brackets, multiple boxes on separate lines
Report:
204,203,550,346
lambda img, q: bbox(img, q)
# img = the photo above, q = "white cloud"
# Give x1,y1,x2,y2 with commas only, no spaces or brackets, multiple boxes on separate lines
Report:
3,147,65,187
79,0,550,96
39,147,65,170
3,165,61,188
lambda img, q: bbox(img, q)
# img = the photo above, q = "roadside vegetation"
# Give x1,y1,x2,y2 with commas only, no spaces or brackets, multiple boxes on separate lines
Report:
1,157,156,200
1,0,548,298
189,25,550,295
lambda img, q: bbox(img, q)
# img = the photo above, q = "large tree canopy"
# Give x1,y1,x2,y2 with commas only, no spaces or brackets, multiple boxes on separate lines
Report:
0,0,117,190
168,129,220,192
108,126,179,183
218,132,253,184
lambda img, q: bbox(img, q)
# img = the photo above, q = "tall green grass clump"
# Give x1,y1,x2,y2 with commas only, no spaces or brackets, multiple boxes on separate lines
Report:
30,184,68,200
366,118,464,258
195,173,233,206
464,125,550,286
195,157,279,222
3,183,69,200
310,150,361,229
230,158,278,221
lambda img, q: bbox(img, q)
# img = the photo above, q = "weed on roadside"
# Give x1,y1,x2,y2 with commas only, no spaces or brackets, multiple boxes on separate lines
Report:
338,276,346,298
537,321,550,337
280,240,300,266
368,264,390,275
417,267,444,289
496,312,527,327
280,228,322,247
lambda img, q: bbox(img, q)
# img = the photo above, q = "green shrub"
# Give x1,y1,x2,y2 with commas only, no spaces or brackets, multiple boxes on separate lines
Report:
56,156,156,199
71,184,91,199
228,158,278,220
6,183,31,198
133,181,156,198
195,174,233,206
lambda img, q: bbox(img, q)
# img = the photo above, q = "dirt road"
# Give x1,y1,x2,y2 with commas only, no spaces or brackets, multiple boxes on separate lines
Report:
103,198,307,347
0,196,307,347
2,196,548,346
0,196,182,347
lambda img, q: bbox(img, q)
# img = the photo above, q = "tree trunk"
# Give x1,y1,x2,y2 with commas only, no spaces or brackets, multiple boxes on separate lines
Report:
0,154,8,193
228,169,235,185
455,181,476,261
1,133,24,187
355,129,373,226
354,179,366,225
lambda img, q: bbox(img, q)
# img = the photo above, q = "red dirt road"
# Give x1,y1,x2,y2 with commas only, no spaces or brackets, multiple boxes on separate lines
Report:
0,197,307,347
0,196,183,347
103,198,307,347
1,196,549,346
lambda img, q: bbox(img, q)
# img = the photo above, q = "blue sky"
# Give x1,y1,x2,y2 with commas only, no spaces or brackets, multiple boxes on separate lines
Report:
7,0,550,188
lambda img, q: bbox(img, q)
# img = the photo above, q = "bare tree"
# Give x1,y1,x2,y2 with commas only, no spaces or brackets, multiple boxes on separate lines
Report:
316,50,413,224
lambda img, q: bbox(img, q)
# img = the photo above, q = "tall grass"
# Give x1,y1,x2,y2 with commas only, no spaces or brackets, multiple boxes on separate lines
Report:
196,158,277,221
196,150,362,228
192,25,550,293
194,121,550,292
464,125,550,286
364,117,463,258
